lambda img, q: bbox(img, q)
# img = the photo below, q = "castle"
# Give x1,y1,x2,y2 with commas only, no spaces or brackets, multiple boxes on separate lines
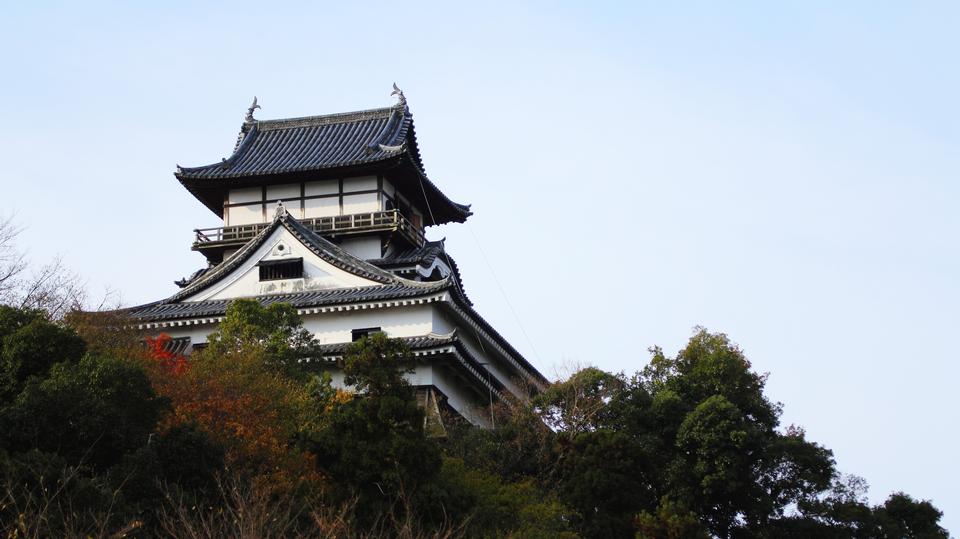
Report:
127,88,547,426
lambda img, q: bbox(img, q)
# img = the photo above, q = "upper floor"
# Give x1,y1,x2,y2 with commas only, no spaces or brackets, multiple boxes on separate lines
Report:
175,90,472,263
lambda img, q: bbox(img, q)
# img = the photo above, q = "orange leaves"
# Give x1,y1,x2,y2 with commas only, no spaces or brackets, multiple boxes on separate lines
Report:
145,340,321,486
144,333,189,376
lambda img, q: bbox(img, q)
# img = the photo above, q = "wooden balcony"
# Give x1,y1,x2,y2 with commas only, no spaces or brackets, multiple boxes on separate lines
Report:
192,210,425,256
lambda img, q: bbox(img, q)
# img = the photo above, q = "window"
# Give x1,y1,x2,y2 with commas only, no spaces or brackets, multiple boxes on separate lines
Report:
351,327,382,341
258,258,303,281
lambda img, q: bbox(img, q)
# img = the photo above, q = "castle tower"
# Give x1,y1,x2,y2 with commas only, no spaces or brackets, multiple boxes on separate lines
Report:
128,88,546,427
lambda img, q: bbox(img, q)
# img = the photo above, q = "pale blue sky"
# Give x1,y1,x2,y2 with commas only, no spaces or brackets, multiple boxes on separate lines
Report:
1,1,957,531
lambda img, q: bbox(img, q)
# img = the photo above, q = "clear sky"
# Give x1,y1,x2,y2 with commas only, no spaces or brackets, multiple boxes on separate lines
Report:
1,1,957,531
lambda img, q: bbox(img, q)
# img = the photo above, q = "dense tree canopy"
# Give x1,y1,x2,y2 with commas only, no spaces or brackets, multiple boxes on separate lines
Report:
0,299,948,538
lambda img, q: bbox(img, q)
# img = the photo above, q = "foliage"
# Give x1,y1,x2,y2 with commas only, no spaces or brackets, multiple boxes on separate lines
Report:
635,497,709,539
310,332,442,526
484,328,946,538
443,399,555,484
0,305,86,400
0,299,948,538
149,338,321,484
64,308,145,359
144,333,190,376
204,298,318,371
1,354,165,471
534,366,623,435
421,457,575,538
0,216,85,319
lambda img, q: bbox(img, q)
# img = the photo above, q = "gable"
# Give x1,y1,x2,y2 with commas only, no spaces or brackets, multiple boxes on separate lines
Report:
182,226,383,302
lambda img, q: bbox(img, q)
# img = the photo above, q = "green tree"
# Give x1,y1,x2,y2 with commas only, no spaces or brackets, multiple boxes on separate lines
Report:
873,492,949,538
420,456,575,538
639,330,835,537
788,477,950,538
0,305,85,400
534,366,624,436
540,330,839,538
1,354,165,470
443,399,556,484
310,332,442,526
204,299,317,371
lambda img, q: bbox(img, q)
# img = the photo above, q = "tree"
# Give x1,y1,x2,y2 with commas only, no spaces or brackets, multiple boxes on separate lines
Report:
786,477,950,538
0,305,86,400
310,332,442,526
637,330,836,537
533,330,842,538
534,366,624,436
1,354,165,471
146,335,320,483
204,298,317,372
0,216,25,303
0,216,85,319
443,398,556,484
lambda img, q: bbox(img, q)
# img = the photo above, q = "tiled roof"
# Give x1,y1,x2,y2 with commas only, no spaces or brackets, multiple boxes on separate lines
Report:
126,209,449,321
168,210,434,302
160,336,192,355
370,241,469,304
128,283,447,322
373,241,446,268
177,107,407,179
311,332,507,394
314,333,457,356
175,102,471,224
126,211,545,389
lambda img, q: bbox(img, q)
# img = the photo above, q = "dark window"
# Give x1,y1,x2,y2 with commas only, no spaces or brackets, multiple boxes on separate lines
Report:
351,327,382,341
258,258,303,281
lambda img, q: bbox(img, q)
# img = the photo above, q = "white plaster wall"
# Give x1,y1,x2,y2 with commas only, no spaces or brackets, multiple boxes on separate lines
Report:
320,362,490,428
300,304,435,344
146,304,435,349
147,323,217,348
342,193,379,214
266,183,299,202
185,227,381,302
227,204,263,226
339,236,381,259
432,365,491,427
304,197,339,218
343,176,377,192
145,303,501,427
229,187,261,204
322,363,432,389
434,308,527,398
305,180,338,196
383,179,396,198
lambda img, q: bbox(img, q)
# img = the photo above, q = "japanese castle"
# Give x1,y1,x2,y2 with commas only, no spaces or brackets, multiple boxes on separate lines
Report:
128,88,547,426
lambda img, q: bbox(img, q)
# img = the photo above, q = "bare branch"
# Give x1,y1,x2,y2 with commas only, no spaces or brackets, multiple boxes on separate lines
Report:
0,214,27,300
0,215,88,318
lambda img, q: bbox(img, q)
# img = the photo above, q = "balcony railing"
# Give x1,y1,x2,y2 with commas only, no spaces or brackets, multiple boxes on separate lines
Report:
193,210,425,249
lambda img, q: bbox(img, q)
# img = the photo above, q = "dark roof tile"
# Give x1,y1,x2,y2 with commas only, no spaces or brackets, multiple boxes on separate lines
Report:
175,103,471,224
128,283,447,322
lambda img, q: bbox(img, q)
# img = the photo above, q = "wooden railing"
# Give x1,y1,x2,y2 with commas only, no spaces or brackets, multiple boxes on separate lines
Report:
193,210,425,248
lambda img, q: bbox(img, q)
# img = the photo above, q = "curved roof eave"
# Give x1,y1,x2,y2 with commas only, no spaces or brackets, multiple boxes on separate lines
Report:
172,103,472,224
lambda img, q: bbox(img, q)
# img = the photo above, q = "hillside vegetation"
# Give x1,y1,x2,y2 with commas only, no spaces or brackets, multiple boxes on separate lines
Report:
0,298,948,538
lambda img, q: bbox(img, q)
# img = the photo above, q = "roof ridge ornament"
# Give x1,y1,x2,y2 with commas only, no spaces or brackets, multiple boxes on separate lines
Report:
378,142,406,153
274,200,286,220
244,96,261,123
390,83,407,109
